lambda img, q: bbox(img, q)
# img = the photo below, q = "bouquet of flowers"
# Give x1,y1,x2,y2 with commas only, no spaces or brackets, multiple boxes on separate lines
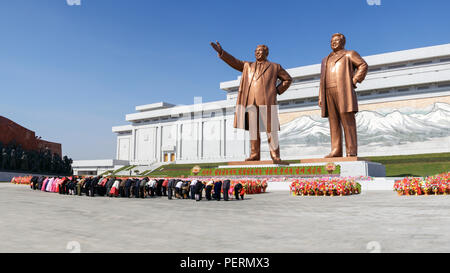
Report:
229,179,268,195
394,172,449,196
290,177,361,196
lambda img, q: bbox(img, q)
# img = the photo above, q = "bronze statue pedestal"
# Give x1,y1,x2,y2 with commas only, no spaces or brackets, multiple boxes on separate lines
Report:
228,160,289,166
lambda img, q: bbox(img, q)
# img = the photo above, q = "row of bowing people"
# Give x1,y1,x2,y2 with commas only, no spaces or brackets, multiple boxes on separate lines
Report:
29,176,246,201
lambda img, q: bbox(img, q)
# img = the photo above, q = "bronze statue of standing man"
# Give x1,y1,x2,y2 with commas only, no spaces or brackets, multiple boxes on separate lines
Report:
319,33,368,158
210,41,292,164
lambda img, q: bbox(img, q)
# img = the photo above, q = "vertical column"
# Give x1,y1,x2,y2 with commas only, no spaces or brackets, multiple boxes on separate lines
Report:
177,123,182,160
116,136,120,160
221,115,226,160
130,129,136,164
198,121,203,160
156,125,162,162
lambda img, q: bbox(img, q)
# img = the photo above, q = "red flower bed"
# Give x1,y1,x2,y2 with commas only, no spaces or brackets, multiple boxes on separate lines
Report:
10,176,32,185
290,177,361,196
394,172,449,196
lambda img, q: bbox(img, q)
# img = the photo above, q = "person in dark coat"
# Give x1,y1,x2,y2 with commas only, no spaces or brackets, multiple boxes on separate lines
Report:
124,178,133,198
156,179,163,196
190,180,197,200
194,181,205,201
106,177,115,197
205,180,213,200
37,176,45,191
133,179,141,198
96,177,107,196
90,176,100,197
30,176,38,190
181,180,190,199
222,179,231,201
83,177,92,196
119,179,127,197
213,180,222,201
234,182,244,200
167,179,175,200
139,178,148,198
67,177,76,195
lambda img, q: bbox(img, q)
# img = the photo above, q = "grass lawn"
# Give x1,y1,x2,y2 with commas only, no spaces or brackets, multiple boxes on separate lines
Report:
149,162,223,177
367,152,450,177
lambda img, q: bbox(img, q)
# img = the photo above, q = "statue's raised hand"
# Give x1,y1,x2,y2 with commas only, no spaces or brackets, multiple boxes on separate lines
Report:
210,41,223,55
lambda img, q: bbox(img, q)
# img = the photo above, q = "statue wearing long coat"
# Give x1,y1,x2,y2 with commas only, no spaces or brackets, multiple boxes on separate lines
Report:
319,50,368,117
219,50,292,133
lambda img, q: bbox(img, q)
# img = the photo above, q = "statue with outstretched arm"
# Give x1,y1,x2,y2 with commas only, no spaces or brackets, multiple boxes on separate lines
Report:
210,41,292,164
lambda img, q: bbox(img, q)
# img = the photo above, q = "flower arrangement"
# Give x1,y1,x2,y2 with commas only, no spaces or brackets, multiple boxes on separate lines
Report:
191,165,201,175
325,163,337,174
394,172,449,196
289,177,361,196
229,179,267,194
10,176,32,185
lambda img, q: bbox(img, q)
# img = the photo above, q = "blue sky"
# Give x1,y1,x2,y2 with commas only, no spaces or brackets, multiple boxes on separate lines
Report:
0,0,449,160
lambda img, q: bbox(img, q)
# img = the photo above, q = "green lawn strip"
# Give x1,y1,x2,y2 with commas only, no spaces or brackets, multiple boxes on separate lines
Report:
149,162,223,177
111,165,130,175
140,170,152,176
99,170,113,176
367,152,450,177
368,152,450,164
384,162,450,177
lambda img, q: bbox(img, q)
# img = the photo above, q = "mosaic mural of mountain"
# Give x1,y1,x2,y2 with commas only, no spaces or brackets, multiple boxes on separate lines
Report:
261,102,450,157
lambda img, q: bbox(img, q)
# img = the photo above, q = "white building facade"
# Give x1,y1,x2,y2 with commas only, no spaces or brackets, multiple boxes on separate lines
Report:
113,43,450,166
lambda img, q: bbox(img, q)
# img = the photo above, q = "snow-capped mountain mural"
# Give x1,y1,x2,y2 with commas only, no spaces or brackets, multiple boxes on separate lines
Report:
260,102,450,158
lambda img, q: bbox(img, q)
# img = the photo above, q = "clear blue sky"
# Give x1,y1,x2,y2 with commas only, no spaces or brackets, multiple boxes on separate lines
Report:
1,0,449,160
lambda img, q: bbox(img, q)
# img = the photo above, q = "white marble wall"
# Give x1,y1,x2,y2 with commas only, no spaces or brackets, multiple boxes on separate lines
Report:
135,127,156,162
117,135,131,161
121,114,253,164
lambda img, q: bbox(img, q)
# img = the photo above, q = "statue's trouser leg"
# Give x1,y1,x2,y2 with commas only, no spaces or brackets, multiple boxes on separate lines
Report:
326,87,343,157
267,131,280,160
247,105,261,160
341,112,357,156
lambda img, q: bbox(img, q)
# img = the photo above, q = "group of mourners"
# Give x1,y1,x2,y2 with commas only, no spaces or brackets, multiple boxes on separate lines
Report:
28,176,247,201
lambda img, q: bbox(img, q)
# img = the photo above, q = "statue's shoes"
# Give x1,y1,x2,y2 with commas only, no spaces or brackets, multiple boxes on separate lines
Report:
245,156,260,161
324,153,342,158
272,158,288,165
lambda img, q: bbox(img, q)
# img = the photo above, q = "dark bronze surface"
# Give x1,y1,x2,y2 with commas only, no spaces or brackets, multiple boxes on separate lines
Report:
318,34,368,157
211,41,292,162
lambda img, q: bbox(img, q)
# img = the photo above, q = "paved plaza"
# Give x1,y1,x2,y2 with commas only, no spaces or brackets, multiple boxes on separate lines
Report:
0,183,449,253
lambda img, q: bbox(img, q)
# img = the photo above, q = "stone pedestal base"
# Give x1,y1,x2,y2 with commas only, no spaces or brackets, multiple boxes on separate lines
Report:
290,161,386,177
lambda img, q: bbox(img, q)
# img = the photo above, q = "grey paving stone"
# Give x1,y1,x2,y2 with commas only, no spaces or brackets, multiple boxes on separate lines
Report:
0,183,449,253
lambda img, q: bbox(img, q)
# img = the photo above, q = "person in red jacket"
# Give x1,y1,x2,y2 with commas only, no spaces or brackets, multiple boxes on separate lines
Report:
162,179,169,196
